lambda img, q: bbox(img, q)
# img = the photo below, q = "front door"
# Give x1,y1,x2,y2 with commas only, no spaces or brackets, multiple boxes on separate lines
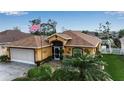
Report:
54,46,60,60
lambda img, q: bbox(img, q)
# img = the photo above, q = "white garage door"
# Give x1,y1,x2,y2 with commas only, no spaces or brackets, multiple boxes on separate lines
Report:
10,48,35,64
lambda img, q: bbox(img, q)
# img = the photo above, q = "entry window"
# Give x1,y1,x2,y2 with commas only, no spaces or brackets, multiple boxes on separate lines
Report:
54,47,60,59
73,48,82,57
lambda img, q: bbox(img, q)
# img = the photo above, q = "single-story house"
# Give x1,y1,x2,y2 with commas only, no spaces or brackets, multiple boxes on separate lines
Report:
0,30,31,56
7,30,102,65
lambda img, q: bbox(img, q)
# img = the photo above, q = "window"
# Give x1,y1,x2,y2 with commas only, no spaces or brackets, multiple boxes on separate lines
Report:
73,48,82,57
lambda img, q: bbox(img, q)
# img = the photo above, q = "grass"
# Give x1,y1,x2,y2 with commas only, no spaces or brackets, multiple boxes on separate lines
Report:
102,54,124,81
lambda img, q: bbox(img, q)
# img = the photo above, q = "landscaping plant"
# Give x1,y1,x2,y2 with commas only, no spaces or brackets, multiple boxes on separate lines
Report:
61,53,112,81
0,55,10,63
14,53,112,81
27,64,52,81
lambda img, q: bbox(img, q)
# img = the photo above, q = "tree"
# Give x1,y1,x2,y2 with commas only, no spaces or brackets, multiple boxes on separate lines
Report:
82,30,89,34
113,38,121,48
29,18,41,25
102,21,111,39
14,53,112,81
98,23,102,32
97,21,111,39
61,53,112,81
29,18,41,35
29,18,57,36
119,29,124,38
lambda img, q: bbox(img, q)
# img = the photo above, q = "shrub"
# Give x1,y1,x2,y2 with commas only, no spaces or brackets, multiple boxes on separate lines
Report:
13,77,31,81
52,68,80,81
36,64,52,80
0,55,10,62
27,64,52,80
28,67,42,78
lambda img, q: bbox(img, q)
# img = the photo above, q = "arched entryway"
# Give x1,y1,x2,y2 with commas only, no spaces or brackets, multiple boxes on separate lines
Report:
52,41,63,60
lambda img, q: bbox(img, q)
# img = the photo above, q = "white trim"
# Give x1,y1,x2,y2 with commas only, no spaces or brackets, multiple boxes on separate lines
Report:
11,59,35,65
41,45,52,48
7,45,52,49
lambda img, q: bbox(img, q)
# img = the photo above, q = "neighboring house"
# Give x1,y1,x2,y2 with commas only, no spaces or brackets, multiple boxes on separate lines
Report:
7,30,102,65
120,37,124,54
0,30,31,56
82,31,98,37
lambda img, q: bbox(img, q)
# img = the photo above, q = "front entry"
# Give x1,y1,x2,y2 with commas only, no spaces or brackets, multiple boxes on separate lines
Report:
54,46,60,60
52,41,63,60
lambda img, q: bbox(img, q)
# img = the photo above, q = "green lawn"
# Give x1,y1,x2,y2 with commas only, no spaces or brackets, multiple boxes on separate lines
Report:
102,54,124,81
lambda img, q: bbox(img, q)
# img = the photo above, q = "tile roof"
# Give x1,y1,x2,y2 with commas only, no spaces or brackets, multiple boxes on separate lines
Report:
63,30,101,47
47,33,72,40
7,30,101,48
8,35,50,48
0,30,31,44
56,33,72,39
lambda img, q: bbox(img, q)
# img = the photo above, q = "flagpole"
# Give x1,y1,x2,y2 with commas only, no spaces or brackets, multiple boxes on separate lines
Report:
40,17,43,66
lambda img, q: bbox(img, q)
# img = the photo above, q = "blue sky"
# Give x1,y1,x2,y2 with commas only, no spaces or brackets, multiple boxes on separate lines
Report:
0,11,124,33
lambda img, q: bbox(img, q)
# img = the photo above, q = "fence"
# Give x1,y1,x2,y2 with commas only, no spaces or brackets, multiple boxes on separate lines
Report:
101,47,124,55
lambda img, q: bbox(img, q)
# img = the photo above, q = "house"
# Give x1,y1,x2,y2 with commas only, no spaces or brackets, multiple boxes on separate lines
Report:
0,30,31,56
120,37,124,54
6,30,102,65
82,31,98,37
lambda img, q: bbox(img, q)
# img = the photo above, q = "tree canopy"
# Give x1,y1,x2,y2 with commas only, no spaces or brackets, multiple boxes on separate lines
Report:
29,18,57,36
119,29,124,38
97,21,111,39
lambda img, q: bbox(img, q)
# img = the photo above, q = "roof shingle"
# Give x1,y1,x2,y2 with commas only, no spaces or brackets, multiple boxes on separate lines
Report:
0,30,31,44
8,35,50,48
7,30,101,48
63,30,101,47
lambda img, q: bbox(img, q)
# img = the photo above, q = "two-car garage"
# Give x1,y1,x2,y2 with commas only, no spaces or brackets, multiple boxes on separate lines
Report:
10,48,35,65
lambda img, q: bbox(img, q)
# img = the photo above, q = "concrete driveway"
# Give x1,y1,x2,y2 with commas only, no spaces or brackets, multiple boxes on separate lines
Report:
0,62,34,81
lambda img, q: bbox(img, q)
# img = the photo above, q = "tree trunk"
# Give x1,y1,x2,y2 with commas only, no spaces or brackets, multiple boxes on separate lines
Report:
79,67,85,80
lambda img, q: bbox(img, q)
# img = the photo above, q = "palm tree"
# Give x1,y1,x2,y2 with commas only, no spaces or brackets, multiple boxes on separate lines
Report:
62,54,112,81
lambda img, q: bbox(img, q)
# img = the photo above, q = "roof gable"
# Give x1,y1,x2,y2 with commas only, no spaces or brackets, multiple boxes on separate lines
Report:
47,33,72,40
63,30,101,47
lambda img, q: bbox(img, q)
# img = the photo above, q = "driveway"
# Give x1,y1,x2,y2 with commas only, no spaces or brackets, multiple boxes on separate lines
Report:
0,62,34,81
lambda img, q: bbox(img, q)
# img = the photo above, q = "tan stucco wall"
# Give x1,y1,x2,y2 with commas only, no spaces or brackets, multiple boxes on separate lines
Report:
84,48,96,55
64,46,73,56
97,43,102,51
35,46,52,62
64,46,98,56
0,46,8,56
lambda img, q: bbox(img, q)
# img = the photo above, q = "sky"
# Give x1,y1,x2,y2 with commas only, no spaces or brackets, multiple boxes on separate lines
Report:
0,11,124,33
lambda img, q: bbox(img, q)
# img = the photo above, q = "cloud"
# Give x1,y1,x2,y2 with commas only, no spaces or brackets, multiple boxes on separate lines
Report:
0,11,28,16
104,11,124,20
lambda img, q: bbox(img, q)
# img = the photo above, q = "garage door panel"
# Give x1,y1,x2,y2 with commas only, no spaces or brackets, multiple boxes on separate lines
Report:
10,48,35,64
